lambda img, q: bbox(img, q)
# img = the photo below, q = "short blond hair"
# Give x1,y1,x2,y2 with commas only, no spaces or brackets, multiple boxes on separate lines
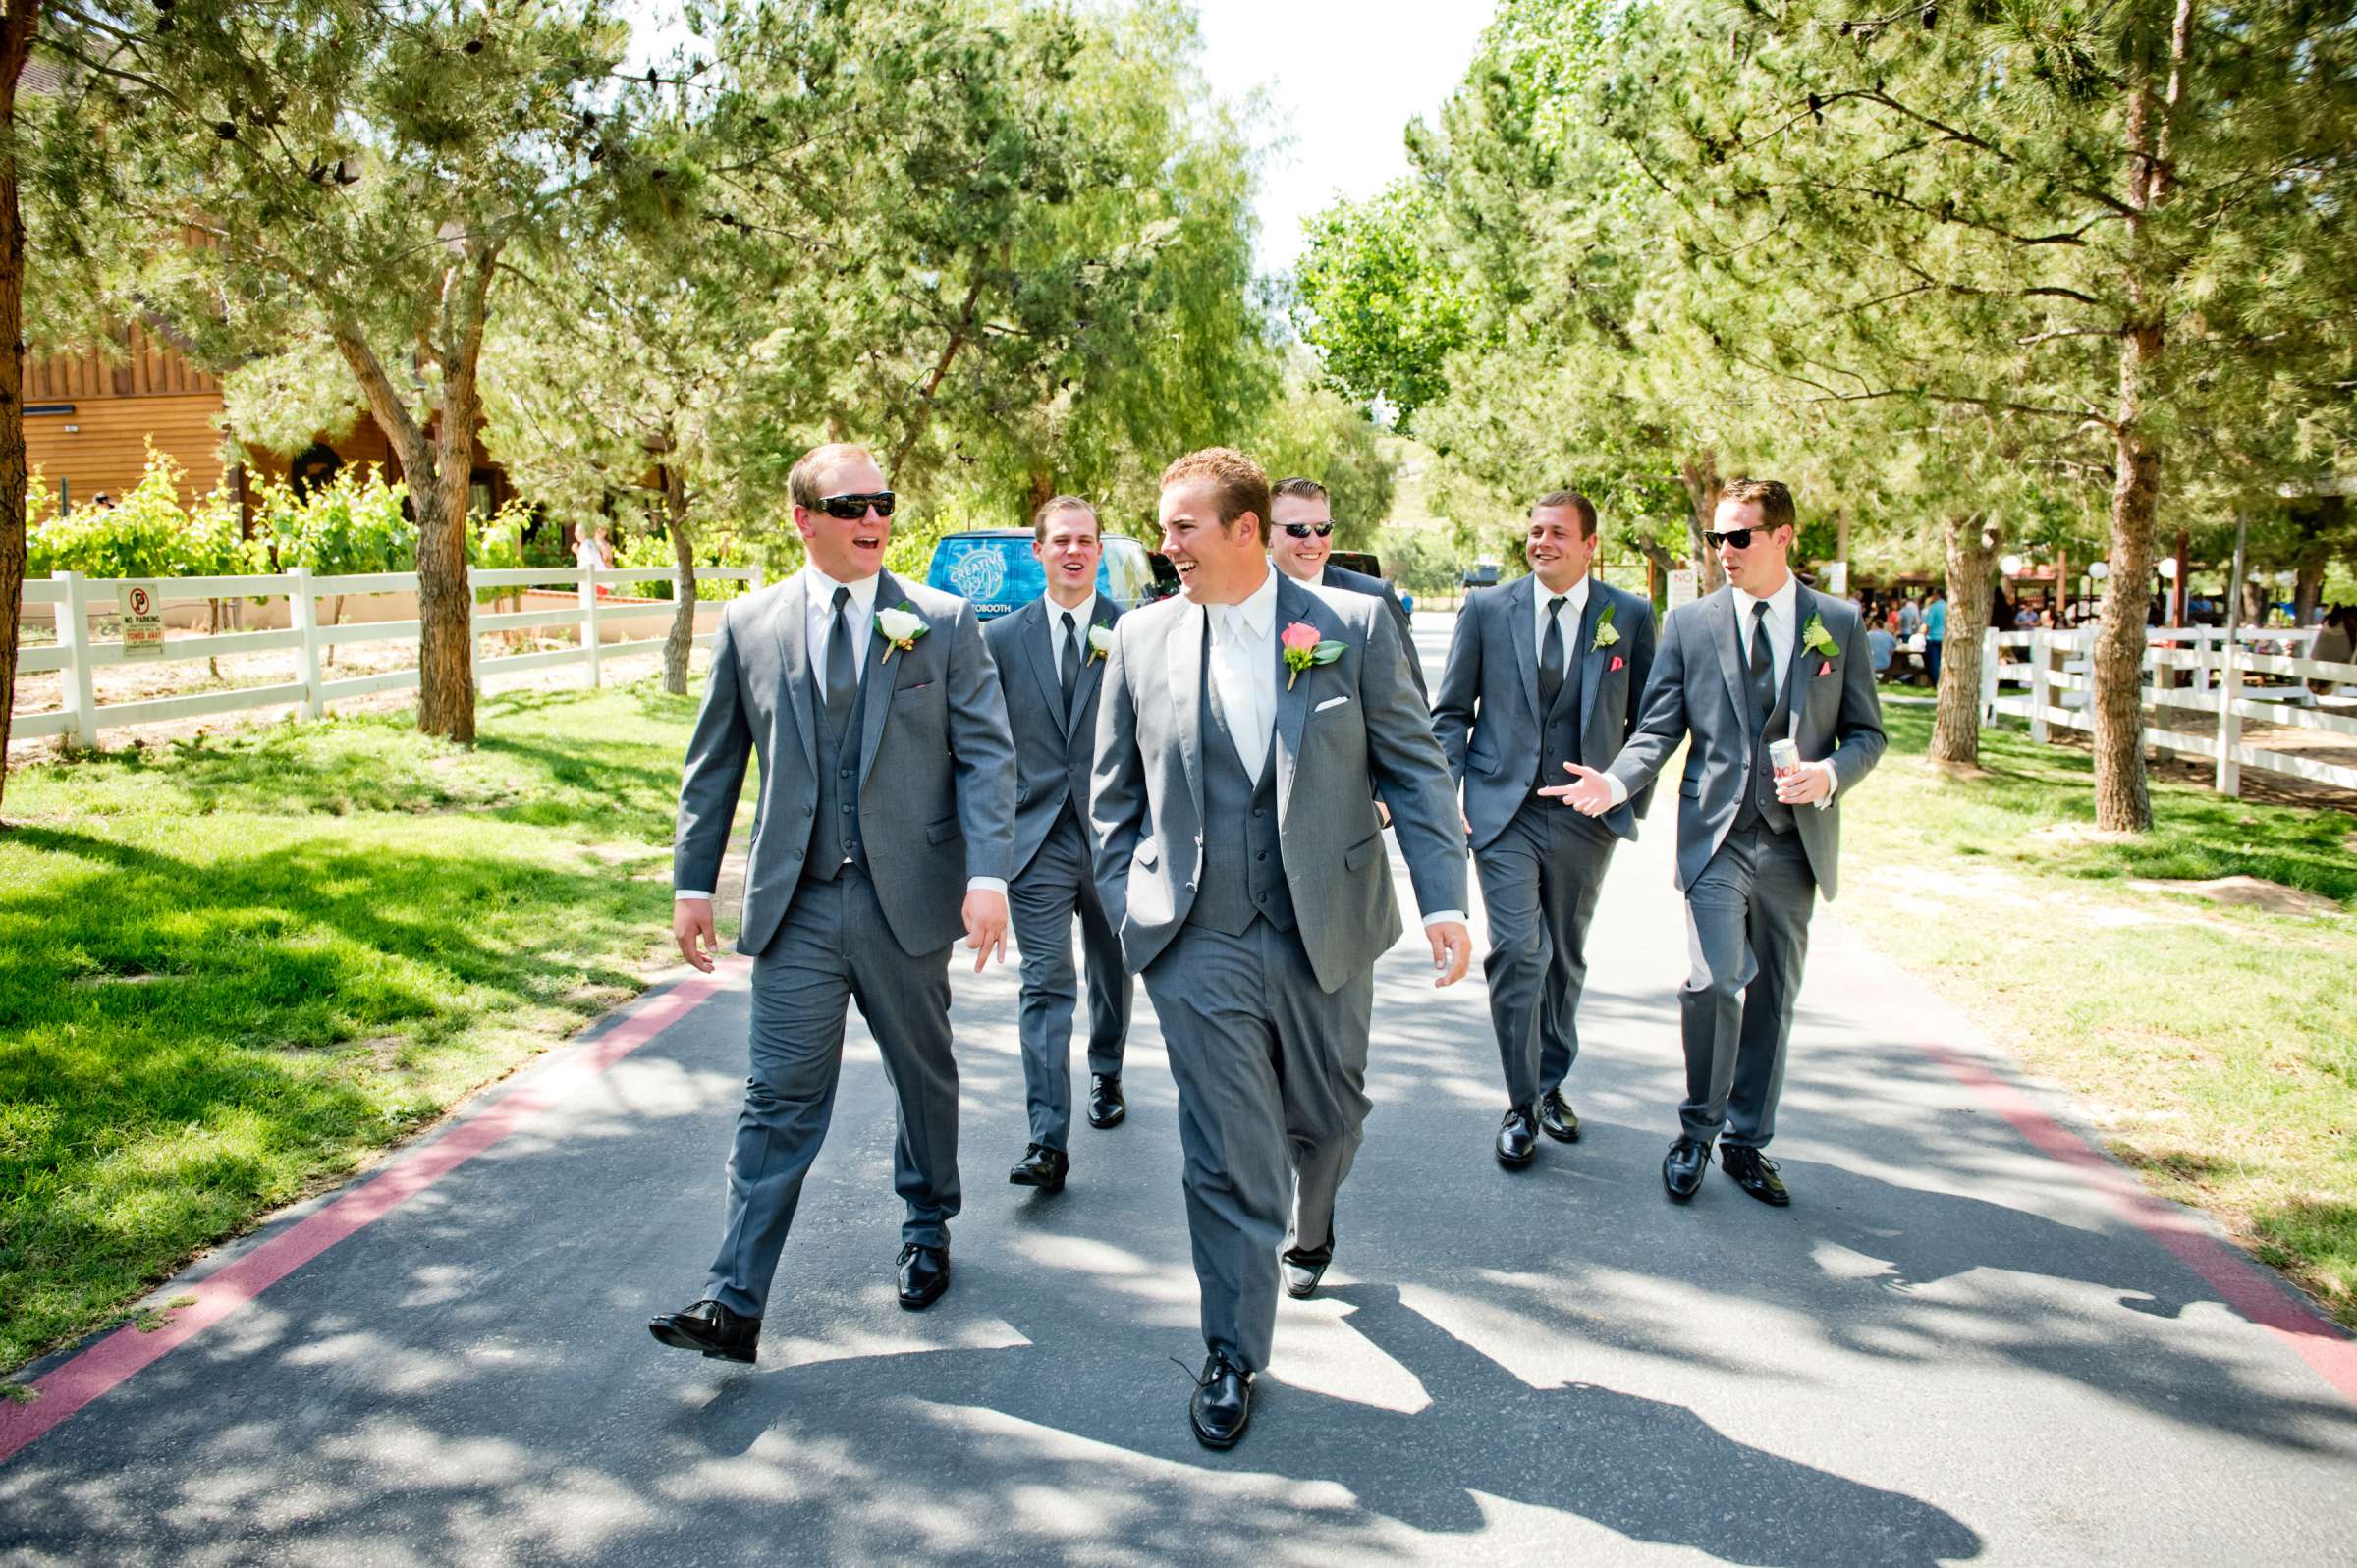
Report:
1031,494,1100,544
1160,447,1272,543
788,443,878,510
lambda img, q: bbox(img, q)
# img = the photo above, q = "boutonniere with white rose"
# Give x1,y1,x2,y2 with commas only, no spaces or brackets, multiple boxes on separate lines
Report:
1802,613,1840,676
1280,622,1345,689
1086,624,1113,665
1590,601,1620,651
875,604,929,663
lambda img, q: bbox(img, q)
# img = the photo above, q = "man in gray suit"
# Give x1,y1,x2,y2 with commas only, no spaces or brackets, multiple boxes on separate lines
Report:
1432,490,1657,1168
650,443,1017,1365
1549,478,1884,1209
982,495,1133,1195
1093,447,1471,1449
1269,476,1426,699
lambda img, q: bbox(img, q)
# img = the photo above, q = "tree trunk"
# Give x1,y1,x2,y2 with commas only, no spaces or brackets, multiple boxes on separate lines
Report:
2094,362,2161,833
662,464,696,697
1677,452,1726,593
0,5,35,817
1929,513,1998,766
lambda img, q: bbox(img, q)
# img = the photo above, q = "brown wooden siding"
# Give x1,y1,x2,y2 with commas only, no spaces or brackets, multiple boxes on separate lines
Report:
27,393,237,507
27,321,221,403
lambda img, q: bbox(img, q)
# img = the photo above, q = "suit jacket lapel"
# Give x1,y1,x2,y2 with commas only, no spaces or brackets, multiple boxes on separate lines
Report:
1709,588,1749,730
1505,574,1542,724
1167,600,1206,826
1781,583,1819,733
1574,579,1607,726
1274,575,1316,816
1072,599,1119,735
774,573,817,773
856,569,903,785
1019,599,1069,737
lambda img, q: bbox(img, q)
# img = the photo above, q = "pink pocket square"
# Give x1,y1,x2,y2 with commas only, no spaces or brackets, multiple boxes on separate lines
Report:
1816,659,1833,676
1610,655,1624,673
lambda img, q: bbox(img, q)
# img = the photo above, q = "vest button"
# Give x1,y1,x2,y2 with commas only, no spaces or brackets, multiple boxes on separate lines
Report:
1256,851,1268,862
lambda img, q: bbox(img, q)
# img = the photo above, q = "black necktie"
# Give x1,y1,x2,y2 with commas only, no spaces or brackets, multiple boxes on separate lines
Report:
1538,596,1567,712
826,584,857,710
1748,600,1776,731
1060,610,1080,714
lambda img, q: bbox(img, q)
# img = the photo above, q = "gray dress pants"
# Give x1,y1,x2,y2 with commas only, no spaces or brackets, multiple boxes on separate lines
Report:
1143,916,1374,1375
1474,796,1617,1108
1008,806,1132,1150
705,867,960,1318
1679,824,1817,1149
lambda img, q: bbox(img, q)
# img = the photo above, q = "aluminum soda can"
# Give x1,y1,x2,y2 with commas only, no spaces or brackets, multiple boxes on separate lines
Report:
1767,738,1802,777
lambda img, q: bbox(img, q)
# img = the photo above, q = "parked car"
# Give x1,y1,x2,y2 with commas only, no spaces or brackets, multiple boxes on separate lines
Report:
1327,550,1413,614
1462,560,1505,590
925,528,1173,620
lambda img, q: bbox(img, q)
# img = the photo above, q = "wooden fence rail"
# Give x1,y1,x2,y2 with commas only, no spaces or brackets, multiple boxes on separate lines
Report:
1978,624,2357,796
14,564,762,748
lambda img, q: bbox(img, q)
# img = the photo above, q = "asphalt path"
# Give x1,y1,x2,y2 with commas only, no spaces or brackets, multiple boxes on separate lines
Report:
5,611,2355,1566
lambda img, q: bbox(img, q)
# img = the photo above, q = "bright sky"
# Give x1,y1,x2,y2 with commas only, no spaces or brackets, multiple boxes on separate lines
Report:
1188,0,1496,275
623,2,1496,282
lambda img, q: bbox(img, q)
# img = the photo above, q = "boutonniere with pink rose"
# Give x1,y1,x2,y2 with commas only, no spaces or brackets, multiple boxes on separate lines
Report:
1802,614,1840,676
1279,622,1346,689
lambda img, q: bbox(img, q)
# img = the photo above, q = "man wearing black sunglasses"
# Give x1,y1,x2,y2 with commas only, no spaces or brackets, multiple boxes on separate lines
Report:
1270,477,1425,700
1545,478,1884,1210
652,443,1017,1365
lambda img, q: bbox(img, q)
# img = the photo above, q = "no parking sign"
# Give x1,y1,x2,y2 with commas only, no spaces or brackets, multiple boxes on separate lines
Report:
118,582,165,658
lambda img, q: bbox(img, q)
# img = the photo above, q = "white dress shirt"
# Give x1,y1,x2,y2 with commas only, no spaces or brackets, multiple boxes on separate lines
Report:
1213,568,1463,929
1532,573,1590,664
1602,569,1835,809
1048,590,1098,672
678,564,1008,900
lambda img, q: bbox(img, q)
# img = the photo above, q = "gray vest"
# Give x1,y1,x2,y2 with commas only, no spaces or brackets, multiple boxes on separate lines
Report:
1733,618,1796,836
806,656,871,881
1188,636,1297,937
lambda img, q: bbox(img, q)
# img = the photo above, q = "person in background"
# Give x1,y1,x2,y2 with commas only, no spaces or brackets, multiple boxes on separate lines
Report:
2311,605,2354,697
576,521,616,596
1923,590,1948,685
1896,595,1922,640
1868,621,1896,676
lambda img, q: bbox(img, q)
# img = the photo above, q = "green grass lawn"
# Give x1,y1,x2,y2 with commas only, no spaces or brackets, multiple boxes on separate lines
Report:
1837,707,2357,1325
0,682,713,1375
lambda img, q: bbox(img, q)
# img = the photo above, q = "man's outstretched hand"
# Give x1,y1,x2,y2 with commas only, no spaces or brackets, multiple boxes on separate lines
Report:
675,897,719,973
1539,761,1616,817
962,888,1010,971
1427,920,1473,988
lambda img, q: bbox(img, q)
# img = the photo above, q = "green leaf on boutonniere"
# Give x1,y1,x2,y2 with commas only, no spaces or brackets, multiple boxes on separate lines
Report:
1801,614,1840,661
1591,600,1620,650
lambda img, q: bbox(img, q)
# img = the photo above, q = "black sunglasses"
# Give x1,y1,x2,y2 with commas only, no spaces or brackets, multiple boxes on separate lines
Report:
817,491,897,520
1703,527,1761,550
1281,522,1335,539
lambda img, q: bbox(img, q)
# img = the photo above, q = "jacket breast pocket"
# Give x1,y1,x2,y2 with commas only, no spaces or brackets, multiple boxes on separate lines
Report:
1467,746,1500,777
925,814,960,846
1343,830,1383,872
895,678,939,704
1678,776,1702,799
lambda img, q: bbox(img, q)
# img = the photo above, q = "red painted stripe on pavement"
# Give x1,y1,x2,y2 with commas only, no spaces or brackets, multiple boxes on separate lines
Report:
0,969,734,1467
1920,1040,2357,1404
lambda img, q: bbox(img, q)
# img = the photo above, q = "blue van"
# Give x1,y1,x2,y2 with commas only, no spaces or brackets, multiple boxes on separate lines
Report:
925,529,1175,621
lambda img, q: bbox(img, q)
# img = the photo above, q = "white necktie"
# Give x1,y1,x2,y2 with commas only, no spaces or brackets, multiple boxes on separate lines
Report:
1213,608,1267,782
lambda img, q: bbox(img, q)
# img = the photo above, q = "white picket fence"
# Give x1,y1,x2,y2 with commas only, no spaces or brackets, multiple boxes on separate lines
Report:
15,564,761,748
1979,623,2357,795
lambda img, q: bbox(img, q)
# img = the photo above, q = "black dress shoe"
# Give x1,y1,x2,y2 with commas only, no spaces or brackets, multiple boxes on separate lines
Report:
1087,1072,1126,1129
1538,1088,1582,1143
1721,1145,1791,1207
1663,1137,1710,1203
897,1243,951,1310
1008,1142,1069,1192
647,1298,760,1363
1281,1237,1334,1300
1188,1352,1253,1449
1495,1105,1539,1167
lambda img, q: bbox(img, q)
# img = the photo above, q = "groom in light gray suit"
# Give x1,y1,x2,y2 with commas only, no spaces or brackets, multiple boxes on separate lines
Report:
650,443,1016,1366
1550,478,1884,1210
982,495,1132,1194
1433,490,1657,1168
1093,447,1471,1450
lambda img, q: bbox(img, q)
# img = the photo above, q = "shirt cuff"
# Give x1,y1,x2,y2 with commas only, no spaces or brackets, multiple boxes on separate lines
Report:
1421,910,1467,928
1605,773,1629,809
967,877,1010,896
1814,760,1839,810
675,890,713,900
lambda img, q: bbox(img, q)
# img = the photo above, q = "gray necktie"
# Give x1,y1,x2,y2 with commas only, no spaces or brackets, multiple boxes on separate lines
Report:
1060,610,1080,715
827,584,857,708
1748,600,1777,732
1539,596,1567,712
